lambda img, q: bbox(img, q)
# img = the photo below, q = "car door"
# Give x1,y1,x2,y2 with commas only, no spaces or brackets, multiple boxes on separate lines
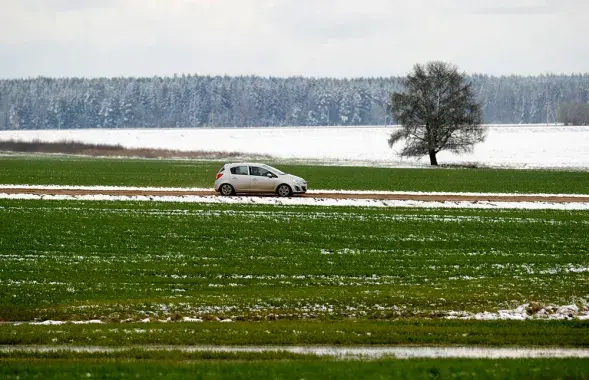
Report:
229,165,251,192
249,166,277,192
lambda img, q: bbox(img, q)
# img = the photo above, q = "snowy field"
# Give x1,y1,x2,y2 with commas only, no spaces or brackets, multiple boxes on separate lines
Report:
1,125,589,170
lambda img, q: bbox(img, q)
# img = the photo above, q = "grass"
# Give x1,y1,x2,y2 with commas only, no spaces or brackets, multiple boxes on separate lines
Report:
1,157,588,377
1,356,589,379
0,199,587,346
0,155,588,193
1,320,588,347
0,349,323,361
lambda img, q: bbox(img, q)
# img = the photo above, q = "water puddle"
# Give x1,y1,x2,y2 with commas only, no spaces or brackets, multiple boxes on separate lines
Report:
2,345,589,359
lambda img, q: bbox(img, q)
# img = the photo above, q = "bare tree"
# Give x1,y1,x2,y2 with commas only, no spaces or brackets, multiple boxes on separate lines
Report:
388,61,485,166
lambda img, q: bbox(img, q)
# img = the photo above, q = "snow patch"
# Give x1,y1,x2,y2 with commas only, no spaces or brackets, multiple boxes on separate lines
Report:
29,320,67,326
445,303,589,321
1,192,588,210
182,317,203,322
71,320,104,325
28,320,104,325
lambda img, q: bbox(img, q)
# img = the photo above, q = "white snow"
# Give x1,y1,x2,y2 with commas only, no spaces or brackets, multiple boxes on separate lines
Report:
29,320,67,326
446,303,588,321
71,320,104,325
17,301,588,327
1,192,588,210
1,125,588,170
182,317,203,322
27,320,103,325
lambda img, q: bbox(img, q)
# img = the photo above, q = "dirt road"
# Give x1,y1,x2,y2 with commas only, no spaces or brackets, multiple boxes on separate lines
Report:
1,187,588,203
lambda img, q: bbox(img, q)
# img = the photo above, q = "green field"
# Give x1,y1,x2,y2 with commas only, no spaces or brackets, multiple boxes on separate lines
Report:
0,199,587,346
1,320,587,346
1,156,588,378
1,155,588,193
1,353,589,380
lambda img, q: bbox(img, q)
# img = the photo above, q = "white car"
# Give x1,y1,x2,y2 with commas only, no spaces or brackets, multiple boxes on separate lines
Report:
214,163,308,197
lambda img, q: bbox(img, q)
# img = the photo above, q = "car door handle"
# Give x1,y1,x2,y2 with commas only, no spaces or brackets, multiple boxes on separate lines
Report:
232,176,237,179
252,178,257,181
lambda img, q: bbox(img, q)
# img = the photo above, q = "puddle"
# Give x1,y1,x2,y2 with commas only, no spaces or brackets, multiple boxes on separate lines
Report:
2,345,589,359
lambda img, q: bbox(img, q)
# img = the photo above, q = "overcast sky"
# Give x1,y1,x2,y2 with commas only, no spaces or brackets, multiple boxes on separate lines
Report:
1,0,587,78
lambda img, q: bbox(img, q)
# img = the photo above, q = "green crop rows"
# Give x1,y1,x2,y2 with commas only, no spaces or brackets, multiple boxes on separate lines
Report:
1,155,588,193
1,156,589,377
1,354,589,380
1,199,588,347
1,320,587,347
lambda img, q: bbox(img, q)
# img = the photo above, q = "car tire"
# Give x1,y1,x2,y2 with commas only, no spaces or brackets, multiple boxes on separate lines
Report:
277,184,292,197
219,184,235,196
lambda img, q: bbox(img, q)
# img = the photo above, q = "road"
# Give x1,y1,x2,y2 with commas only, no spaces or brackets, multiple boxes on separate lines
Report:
1,187,588,203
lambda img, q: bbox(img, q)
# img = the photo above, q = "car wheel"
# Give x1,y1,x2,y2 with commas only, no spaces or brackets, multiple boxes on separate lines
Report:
220,184,235,196
277,184,292,197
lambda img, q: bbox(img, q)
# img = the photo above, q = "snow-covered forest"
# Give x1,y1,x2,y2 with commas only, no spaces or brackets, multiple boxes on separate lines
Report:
1,74,588,130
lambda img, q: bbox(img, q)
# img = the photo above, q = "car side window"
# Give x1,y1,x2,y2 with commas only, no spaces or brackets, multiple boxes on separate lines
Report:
250,166,273,177
250,166,260,176
230,166,249,175
260,168,275,177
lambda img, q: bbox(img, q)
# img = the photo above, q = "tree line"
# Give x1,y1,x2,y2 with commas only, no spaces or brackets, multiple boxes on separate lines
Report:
1,74,588,130
557,102,589,125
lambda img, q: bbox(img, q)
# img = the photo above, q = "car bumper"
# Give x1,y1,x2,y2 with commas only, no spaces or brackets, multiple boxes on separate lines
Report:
293,184,308,194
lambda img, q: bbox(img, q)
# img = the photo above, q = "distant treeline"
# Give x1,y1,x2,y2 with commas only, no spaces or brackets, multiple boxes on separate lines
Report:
1,74,588,130
557,102,589,126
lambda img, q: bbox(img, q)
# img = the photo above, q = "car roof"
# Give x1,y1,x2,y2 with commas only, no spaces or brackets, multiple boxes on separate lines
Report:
225,163,268,167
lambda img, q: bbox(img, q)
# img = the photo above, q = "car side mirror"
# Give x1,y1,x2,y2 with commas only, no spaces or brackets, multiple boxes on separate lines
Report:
266,173,274,178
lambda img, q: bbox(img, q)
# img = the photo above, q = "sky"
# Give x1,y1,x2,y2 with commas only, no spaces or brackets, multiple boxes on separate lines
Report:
0,0,587,79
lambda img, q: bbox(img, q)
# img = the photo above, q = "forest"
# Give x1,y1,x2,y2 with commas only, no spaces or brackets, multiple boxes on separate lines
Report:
1,74,588,130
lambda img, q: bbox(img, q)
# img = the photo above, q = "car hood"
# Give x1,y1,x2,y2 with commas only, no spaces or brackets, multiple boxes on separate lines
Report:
282,174,306,183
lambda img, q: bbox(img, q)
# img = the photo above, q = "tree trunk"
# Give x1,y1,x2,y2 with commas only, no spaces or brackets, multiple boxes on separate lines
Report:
429,150,438,166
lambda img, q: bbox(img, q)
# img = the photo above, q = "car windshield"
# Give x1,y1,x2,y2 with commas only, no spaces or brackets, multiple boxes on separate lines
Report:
262,164,285,175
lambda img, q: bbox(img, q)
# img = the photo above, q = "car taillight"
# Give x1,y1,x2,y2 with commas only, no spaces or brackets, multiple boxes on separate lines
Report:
216,173,224,180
